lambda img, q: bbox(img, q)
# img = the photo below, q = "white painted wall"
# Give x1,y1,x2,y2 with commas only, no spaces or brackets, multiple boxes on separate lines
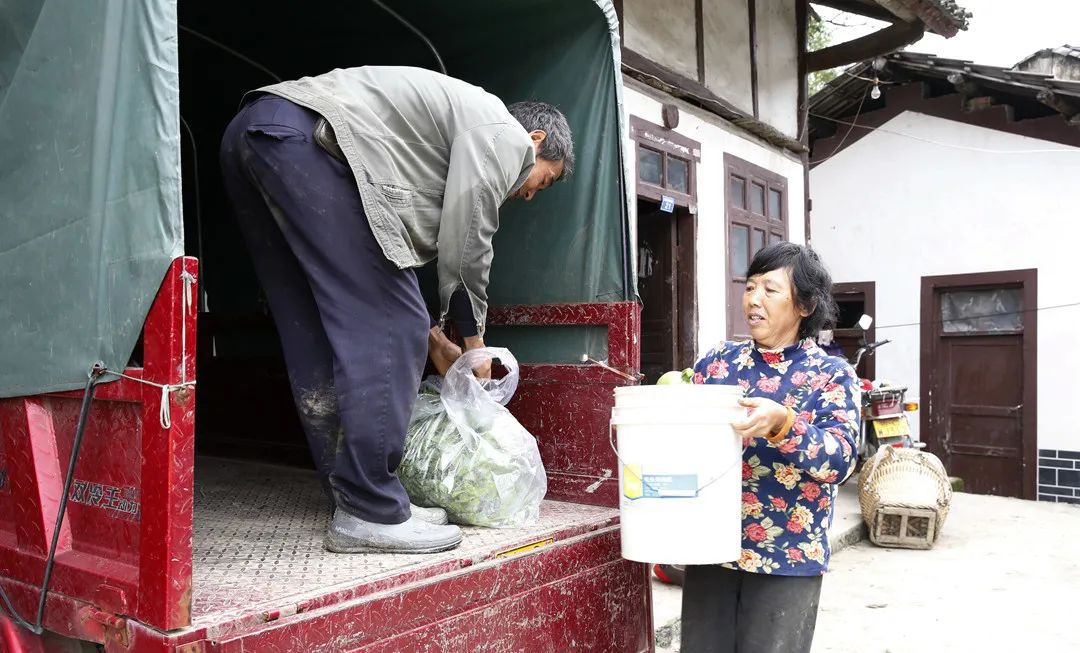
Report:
624,0,799,134
811,111,1080,450
702,0,753,115
755,0,799,138
624,0,699,81
623,79,806,357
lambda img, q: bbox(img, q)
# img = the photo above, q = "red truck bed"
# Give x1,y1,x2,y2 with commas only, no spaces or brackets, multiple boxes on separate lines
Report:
164,458,647,651
0,260,651,651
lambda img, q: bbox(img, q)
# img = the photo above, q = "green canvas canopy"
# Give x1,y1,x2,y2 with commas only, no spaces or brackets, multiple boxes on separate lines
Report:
0,0,632,397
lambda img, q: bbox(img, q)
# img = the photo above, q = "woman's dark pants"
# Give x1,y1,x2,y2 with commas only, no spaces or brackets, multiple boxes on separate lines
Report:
681,565,823,653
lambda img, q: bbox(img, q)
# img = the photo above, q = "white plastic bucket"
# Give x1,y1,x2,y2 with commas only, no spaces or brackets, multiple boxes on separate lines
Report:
611,384,744,565
613,384,746,409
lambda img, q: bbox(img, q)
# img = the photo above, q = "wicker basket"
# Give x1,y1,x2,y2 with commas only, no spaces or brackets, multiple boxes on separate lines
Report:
858,447,953,549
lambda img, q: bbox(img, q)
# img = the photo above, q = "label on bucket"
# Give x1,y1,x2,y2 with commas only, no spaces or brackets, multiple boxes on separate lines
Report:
623,464,698,499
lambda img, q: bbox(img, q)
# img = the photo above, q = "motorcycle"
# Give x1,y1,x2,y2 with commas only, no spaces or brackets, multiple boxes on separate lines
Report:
849,316,921,463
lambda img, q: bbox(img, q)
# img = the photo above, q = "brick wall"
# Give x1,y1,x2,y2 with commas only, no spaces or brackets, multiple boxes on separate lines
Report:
1039,449,1080,503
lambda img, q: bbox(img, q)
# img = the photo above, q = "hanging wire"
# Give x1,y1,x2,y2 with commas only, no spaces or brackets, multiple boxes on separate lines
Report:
841,69,900,85
868,301,1080,332
177,25,282,82
177,23,289,313
812,86,869,165
368,0,447,75
179,116,208,313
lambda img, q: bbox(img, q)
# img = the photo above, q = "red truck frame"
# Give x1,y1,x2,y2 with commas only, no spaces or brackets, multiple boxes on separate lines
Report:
0,258,652,652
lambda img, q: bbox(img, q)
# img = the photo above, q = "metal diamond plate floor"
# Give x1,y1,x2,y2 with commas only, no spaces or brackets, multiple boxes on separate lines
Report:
192,457,618,626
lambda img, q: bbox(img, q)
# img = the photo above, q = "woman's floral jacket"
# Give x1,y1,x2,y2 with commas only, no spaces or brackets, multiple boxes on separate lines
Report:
692,338,861,575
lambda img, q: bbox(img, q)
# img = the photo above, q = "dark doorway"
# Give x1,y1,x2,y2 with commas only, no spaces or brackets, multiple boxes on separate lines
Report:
637,198,696,383
832,282,876,378
921,270,1037,499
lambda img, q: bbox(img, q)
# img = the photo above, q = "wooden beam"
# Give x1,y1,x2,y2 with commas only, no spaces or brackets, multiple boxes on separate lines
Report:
882,0,964,37
797,0,809,141
946,72,980,97
1036,89,1080,121
962,95,1000,113
695,0,705,84
1008,100,1058,122
799,0,807,141
807,20,924,72
797,0,811,242
920,79,958,99
810,0,898,23
623,48,746,118
621,48,808,153
748,0,759,118
946,73,1009,115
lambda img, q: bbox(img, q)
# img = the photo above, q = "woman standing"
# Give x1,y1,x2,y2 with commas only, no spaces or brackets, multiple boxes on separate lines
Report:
681,243,860,653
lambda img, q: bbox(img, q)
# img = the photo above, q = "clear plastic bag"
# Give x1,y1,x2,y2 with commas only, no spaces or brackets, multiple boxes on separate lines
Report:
399,348,547,528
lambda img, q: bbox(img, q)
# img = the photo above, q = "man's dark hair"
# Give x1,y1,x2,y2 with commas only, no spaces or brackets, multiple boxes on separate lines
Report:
507,101,574,179
746,242,838,340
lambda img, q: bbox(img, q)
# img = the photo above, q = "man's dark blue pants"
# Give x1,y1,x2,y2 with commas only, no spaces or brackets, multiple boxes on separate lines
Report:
219,95,426,524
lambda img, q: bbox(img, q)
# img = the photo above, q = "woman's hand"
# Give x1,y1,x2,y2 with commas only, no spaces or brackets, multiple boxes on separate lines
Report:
732,397,790,440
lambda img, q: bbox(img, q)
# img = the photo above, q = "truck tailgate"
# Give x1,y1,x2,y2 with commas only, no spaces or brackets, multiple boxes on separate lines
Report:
162,457,650,652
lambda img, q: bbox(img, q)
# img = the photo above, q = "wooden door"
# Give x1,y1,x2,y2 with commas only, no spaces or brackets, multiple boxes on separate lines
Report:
922,272,1037,498
637,199,697,384
637,201,676,384
832,282,876,378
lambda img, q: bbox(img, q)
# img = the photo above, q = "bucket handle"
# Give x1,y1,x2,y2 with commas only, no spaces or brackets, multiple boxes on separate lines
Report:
608,424,746,496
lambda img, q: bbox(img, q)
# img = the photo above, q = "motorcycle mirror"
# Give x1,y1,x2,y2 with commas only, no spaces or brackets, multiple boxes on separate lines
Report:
857,314,874,330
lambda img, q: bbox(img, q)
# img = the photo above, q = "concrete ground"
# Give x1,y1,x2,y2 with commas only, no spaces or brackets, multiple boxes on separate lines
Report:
653,487,1080,652
815,492,1080,653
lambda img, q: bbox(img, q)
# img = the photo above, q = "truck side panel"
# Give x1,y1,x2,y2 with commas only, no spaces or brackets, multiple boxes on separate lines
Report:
0,258,199,635
490,303,641,509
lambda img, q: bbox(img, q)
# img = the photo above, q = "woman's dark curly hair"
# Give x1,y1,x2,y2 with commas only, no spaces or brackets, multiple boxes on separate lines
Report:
746,242,838,340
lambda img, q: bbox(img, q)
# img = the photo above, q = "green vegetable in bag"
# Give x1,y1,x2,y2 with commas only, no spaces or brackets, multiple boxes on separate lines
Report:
399,348,547,528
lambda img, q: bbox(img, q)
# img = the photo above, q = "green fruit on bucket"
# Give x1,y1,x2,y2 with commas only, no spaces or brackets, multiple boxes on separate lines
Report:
657,368,694,385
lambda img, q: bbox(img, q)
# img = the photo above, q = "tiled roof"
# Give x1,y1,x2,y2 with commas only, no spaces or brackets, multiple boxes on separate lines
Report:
819,0,971,37
908,0,972,36
809,49,1080,137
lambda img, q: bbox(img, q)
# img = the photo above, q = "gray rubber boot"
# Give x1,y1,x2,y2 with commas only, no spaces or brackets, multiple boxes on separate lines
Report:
324,510,463,554
410,504,449,525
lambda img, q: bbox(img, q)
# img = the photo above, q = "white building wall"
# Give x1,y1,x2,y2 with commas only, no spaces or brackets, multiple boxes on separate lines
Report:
702,0,754,115
624,0,798,129
810,110,1080,450
623,0,699,81
755,0,799,138
623,79,806,357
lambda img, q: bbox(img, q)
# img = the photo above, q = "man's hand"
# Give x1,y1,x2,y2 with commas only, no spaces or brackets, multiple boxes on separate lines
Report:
732,397,790,440
428,327,462,376
463,336,492,379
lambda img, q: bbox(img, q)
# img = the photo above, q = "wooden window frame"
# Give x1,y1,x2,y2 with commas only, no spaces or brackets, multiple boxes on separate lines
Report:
629,115,701,211
725,153,788,339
